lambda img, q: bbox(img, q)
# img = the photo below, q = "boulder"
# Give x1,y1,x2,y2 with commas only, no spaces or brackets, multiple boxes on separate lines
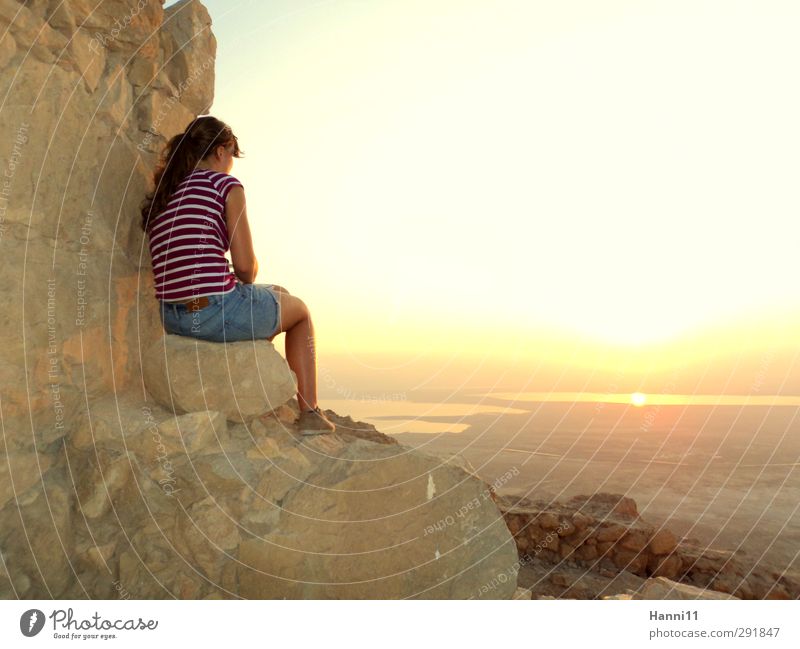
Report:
55,395,520,598
142,334,297,423
229,429,519,599
648,528,679,555
637,576,739,600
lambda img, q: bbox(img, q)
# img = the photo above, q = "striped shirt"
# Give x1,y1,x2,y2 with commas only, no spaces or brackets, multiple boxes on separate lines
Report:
147,169,242,301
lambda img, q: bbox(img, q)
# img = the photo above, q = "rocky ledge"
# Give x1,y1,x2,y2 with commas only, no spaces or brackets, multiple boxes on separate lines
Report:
1,334,520,599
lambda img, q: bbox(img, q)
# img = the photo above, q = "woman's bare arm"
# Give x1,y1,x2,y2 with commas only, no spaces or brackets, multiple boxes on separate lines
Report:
224,185,258,283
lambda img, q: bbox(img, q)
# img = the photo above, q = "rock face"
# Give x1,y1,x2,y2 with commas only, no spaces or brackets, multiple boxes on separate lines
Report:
0,0,518,599
0,0,215,432
143,334,298,423
499,493,799,600
2,394,518,599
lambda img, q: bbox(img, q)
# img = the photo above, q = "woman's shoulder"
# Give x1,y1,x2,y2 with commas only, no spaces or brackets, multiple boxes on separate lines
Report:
204,170,243,187
204,171,244,203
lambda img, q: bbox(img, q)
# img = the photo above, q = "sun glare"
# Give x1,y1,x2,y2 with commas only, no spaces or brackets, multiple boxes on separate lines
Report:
221,0,800,357
631,392,647,407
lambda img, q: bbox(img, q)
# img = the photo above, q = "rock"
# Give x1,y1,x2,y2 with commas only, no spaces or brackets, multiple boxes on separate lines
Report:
559,541,576,560
0,0,214,430
0,463,75,597
648,553,683,580
84,543,117,572
612,549,648,576
612,496,639,519
160,0,216,114
142,335,298,423
538,533,559,552
638,577,739,600
136,410,229,459
513,587,533,600
595,523,627,543
498,491,800,599
4,0,796,604
557,519,576,536
571,511,594,530
596,541,616,555
538,512,561,530
78,455,132,519
61,391,522,598
684,546,738,573
567,493,639,520
0,27,16,67
648,528,678,555
0,0,215,591
426,451,477,475
573,544,598,562
320,409,398,446
234,436,519,599
173,496,241,581
0,452,53,510
619,530,649,552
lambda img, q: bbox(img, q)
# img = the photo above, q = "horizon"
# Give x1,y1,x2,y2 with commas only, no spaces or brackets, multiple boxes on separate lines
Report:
1,0,798,613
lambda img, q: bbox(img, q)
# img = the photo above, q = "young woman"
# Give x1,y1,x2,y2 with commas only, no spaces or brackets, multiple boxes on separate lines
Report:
140,115,335,435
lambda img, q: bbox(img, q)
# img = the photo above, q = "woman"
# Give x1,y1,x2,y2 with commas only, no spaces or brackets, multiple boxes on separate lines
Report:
140,115,335,436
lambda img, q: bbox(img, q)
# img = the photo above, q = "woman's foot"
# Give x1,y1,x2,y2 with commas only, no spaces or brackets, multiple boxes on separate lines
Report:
297,406,336,436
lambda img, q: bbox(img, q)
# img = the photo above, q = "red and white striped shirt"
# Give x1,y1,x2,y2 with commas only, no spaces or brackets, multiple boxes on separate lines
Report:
147,169,242,301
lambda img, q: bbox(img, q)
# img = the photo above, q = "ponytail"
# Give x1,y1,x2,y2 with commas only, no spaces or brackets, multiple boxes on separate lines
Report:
140,116,243,233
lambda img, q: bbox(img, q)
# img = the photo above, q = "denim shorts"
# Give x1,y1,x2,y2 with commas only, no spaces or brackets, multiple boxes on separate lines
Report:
159,283,282,342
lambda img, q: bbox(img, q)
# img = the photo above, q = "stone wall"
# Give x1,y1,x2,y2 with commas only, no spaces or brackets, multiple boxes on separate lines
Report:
498,493,799,600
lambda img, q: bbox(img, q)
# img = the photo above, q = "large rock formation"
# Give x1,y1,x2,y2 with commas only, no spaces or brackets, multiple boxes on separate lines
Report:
0,0,519,599
34,394,515,599
0,0,213,427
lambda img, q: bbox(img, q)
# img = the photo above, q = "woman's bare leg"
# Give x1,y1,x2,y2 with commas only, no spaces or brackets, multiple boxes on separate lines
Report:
266,286,318,412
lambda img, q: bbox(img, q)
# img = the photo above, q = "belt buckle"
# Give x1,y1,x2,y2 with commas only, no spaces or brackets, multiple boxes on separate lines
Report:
186,295,209,312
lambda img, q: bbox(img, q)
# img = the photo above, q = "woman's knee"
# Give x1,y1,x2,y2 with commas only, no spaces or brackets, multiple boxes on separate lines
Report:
278,293,309,331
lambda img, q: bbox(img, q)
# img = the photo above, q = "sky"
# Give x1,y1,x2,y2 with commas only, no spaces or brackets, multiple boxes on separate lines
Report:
165,0,800,393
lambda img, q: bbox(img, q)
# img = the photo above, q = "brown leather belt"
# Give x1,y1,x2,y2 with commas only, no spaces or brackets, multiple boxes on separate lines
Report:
168,295,210,311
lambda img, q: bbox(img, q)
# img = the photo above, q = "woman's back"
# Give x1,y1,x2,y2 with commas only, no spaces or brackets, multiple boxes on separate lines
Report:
142,114,336,434
147,168,243,301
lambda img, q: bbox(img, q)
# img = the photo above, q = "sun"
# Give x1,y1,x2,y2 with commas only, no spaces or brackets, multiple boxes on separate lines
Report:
631,392,647,407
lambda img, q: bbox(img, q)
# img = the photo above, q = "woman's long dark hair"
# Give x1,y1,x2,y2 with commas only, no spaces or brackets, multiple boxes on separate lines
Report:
140,115,243,233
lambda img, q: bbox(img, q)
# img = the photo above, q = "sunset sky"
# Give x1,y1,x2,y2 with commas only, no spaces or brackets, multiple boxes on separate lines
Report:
168,0,800,392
